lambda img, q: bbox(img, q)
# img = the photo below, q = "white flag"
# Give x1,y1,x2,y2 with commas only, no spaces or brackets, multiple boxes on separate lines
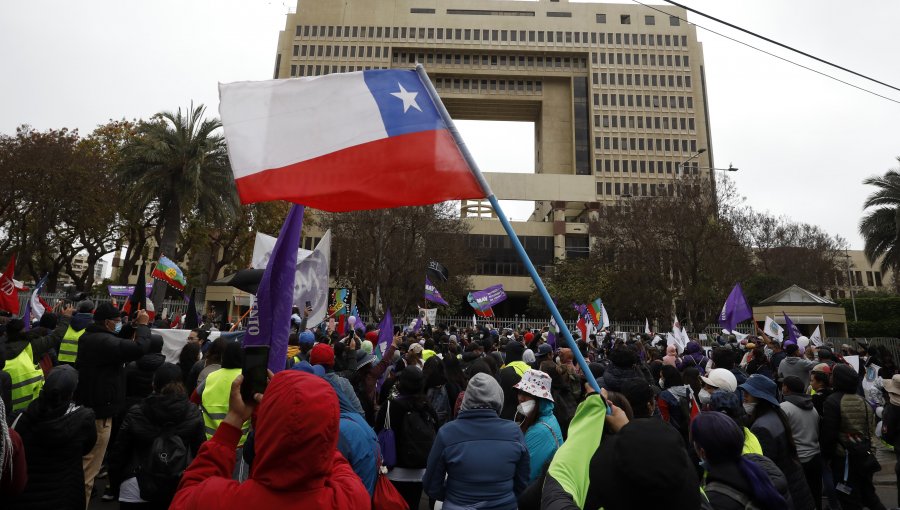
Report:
251,232,312,270
645,318,652,335
292,230,331,328
763,316,784,342
600,304,610,332
810,326,823,347
667,332,686,354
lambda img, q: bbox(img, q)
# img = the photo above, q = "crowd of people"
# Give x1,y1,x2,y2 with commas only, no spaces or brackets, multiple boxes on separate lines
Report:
1,298,898,510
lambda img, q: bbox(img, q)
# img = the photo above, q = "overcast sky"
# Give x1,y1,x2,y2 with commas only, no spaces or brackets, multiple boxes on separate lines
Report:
2,0,898,248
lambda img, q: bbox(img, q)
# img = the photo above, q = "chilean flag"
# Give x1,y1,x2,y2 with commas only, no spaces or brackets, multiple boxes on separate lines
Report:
219,69,485,211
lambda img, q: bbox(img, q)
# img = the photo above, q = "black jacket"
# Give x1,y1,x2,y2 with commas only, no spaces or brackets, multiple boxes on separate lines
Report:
3,314,71,363
125,352,167,406
8,403,97,510
75,323,151,418
704,454,793,510
108,393,204,501
499,365,523,420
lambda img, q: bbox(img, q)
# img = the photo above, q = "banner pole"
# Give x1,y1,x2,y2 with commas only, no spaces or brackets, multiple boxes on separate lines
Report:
416,64,604,398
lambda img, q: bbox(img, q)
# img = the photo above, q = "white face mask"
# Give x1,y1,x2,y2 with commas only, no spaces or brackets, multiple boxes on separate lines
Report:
698,389,712,405
516,399,536,418
658,378,665,388
743,402,757,415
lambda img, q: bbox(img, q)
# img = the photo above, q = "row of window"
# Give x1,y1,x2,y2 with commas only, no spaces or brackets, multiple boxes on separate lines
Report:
596,137,699,154
598,114,696,132
433,77,543,95
393,51,587,70
596,160,700,175
595,93,695,110
843,269,884,287
597,181,693,198
289,64,389,77
594,72,693,90
592,52,690,68
598,13,682,28
294,24,690,49
293,44,389,59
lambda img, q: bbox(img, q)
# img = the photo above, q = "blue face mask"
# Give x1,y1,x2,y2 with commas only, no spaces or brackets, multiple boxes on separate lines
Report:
114,322,123,334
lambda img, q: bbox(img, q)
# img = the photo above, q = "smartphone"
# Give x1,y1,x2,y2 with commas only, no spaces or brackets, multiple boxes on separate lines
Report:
241,345,270,402
305,300,312,309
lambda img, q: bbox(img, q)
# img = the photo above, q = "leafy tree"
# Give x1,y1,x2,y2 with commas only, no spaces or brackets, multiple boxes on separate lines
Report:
118,104,238,309
860,164,900,281
322,203,472,315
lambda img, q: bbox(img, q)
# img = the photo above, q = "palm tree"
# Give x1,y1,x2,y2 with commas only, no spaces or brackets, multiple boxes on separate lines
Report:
859,161,900,281
119,104,238,310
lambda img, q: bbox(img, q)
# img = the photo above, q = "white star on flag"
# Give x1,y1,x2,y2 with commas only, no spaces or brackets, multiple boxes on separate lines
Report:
390,83,422,113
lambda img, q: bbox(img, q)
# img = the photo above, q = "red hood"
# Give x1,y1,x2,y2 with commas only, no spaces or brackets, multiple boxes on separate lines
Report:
250,370,339,490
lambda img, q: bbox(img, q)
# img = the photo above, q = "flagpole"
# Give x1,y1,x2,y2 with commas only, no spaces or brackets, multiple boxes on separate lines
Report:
416,64,605,398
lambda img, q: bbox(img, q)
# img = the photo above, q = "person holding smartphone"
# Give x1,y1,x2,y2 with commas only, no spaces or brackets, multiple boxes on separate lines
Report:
170,370,369,509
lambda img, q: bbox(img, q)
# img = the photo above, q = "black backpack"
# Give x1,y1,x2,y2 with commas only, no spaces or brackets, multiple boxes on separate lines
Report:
398,407,437,468
137,424,193,503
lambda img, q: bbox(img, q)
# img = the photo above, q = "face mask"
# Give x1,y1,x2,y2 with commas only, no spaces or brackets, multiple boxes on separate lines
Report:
743,402,757,415
516,399,536,418
698,389,712,405
555,356,561,364
114,322,123,334
764,347,773,358
658,378,665,388
698,458,709,471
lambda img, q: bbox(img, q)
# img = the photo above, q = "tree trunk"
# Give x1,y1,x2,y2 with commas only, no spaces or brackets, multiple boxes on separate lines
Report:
151,201,181,311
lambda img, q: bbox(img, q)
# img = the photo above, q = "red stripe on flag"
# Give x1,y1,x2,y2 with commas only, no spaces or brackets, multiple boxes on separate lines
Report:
234,129,484,211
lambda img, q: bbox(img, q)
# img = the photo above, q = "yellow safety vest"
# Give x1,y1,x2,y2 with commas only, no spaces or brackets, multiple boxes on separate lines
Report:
4,344,44,412
200,368,250,445
57,325,85,364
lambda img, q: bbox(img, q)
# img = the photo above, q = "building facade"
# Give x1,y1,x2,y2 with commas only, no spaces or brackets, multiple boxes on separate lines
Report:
274,0,715,300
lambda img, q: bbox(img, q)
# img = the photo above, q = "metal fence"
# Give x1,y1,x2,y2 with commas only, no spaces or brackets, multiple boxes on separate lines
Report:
17,291,190,319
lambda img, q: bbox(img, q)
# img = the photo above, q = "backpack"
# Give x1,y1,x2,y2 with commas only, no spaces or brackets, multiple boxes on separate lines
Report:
705,481,763,510
398,406,437,468
426,385,450,426
137,424,193,503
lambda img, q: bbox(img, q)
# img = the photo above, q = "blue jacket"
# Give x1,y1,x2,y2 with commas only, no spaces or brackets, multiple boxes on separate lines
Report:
423,408,530,510
333,379,378,495
524,399,563,482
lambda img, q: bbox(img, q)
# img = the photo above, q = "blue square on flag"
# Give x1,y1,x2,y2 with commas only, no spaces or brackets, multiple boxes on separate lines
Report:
363,70,445,137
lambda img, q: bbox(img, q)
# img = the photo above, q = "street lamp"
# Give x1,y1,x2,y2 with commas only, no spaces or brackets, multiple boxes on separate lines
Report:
676,148,706,174
699,164,739,172
844,251,858,322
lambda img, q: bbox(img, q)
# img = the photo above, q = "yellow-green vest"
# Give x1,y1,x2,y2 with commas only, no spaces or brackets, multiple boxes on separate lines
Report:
200,368,250,445
58,325,85,364
4,344,44,412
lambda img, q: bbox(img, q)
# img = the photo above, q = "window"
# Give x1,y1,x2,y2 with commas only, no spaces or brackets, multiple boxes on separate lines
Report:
620,14,631,24
876,272,883,286
596,13,607,24
670,15,680,26
410,7,435,13
547,11,572,18
645,15,655,25
867,271,875,287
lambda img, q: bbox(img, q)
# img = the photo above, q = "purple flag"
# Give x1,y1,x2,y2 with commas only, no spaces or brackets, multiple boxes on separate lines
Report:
412,315,423,333
468,284,506,312
244,204,304,374
375,310,393,393
424,276,449,306
718,283,752,332
783,312,802,344
546,317,558,351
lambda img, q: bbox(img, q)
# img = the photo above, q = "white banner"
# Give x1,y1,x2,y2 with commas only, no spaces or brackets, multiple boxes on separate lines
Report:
810,326,823,347
251,232,312,270
422,308,438,326
156,329,223,363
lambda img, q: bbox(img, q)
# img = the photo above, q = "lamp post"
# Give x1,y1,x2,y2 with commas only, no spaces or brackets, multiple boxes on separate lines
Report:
676,148,707,174
844,251,858,322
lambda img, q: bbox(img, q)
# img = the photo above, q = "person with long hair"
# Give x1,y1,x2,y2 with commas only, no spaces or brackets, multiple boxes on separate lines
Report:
8,365,97,510
739,374,815,509
108,363,204,509
514,369,563,482
690,411,790,510
178,342,201,388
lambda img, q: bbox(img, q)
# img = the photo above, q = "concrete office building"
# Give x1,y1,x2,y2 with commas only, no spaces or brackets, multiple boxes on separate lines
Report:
274,0,715,305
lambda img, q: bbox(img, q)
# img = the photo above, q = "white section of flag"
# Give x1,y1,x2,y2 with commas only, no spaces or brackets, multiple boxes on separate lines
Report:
810,326,823,347
219,73,387,179
294,231,331,328
764,316,784,342
645,318,651,335
157,329,223,363
252,232,312,270
29,285,45,321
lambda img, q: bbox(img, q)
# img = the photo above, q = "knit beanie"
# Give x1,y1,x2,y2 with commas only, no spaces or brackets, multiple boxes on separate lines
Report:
309,343,335,367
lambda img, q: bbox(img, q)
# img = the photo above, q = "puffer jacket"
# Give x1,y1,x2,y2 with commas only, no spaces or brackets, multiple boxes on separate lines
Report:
108,392,204,503
125,352,167,406
75,323,151,418
523,398,563,482
822,364,876,461
599,363,642,392
423,408,529,510
169,371,370,509
8,402,97,510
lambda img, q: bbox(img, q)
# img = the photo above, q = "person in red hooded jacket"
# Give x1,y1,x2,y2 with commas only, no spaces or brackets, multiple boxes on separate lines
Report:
169,369,369,509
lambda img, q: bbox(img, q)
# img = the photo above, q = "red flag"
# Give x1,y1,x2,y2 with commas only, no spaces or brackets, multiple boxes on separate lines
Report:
0,254,20,314
576,316,588,341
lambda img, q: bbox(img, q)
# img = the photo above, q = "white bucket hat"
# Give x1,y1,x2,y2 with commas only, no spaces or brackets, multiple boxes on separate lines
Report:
513,369,554,401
